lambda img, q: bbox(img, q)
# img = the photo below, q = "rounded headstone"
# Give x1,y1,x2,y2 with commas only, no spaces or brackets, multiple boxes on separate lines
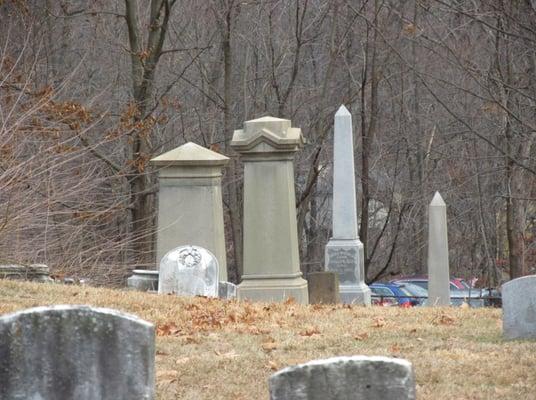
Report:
158,245,219,296
0,305,155,400
269,356,415,400
502,275,536,340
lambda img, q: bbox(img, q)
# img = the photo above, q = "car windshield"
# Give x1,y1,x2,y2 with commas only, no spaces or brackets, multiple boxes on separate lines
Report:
459,280,471,289
398,287,413,297
402,280,428,290
400,283,428,297
371,287,394,297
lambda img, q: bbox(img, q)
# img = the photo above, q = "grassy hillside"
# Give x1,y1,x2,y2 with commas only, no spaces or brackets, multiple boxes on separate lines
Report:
0,280,534,399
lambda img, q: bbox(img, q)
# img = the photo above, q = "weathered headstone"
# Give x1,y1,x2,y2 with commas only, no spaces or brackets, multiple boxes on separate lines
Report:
151,142,229,281
158,245,219,297
427,191,450,306
307,271,340,304
269,356,416,400
325,106,371,305
231,116,308,304
127,269,159,291
0,305,155,400
218,281,238,299
502,275,536,340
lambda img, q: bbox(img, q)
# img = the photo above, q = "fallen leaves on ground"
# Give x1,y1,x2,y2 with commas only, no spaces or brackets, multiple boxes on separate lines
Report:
261,337,278,352
372,316,386,328
299,326,320,336
432,313,456,326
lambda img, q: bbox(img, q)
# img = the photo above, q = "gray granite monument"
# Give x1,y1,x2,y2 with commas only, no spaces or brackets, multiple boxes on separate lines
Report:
158,245,219,297
325,106,371,305
427,191,450,306
0,305,155,400
269,355,416,400
502,275,536,340
231,116,308,304
151,142,229,281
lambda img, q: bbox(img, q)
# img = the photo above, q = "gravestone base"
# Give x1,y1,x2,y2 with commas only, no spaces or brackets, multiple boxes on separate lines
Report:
127,270,159,292
325,239,371,305
218,281,238,299
340,283,372,305
238,274,308,304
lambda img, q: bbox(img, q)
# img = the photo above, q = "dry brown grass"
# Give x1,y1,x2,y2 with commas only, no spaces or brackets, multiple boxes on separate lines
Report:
0,280,535,399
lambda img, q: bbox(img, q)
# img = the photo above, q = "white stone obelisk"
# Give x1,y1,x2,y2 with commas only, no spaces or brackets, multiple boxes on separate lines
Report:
427,191,450,306
325,105,371,305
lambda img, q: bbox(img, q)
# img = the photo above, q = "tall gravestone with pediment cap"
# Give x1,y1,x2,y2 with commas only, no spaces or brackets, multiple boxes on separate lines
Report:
151,142,229,281
231,116,308,304
0,305,155,400
427,191,450,306
325,106,371,305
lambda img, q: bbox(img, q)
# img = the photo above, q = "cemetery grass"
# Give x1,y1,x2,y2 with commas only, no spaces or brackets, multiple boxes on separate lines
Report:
1,281,535,400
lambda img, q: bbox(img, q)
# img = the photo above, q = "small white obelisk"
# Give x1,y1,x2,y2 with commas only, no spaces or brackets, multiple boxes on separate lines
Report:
324,105,371,305
427,191,451,306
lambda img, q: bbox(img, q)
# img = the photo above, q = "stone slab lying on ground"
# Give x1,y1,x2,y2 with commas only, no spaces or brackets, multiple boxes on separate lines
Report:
502,275,536,340
269,355,415,400
0,305,155,400
0,263,52,282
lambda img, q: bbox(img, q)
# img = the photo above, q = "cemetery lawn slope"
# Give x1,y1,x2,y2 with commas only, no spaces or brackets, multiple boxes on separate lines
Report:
0,280,534,400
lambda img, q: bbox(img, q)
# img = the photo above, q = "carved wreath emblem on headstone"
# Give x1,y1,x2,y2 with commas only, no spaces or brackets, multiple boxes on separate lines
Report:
178,247,202,268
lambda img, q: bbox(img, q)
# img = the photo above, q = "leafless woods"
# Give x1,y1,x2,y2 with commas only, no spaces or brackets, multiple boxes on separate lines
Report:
0,0,534,285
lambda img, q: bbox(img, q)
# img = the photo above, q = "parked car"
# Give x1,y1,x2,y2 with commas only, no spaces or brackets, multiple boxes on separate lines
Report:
370,283,420,307
391,275,471,291
391,277,486,307
396,282,429,306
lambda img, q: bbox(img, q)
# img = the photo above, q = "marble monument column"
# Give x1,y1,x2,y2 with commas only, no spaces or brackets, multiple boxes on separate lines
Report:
427,191,450,306
151,142,229,281
325,105,371,305
231,116,308,304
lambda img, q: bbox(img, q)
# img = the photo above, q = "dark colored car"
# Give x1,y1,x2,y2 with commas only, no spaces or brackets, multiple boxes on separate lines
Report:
391,277,494,307
397,282,429,306
370,283,419,307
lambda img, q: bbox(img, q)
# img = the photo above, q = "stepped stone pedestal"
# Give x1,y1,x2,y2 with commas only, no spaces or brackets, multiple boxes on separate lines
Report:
151,142,229,281
231,117,308,304
325,106,370,305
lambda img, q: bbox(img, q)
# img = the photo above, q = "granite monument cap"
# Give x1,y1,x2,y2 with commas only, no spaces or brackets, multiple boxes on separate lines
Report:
231,116,304,152
151,142,229,167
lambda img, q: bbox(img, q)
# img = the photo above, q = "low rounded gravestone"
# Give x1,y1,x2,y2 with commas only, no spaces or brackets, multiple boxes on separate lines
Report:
502,275,536,340
269,355,416,400
0,305,155,400
158,245,219,297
